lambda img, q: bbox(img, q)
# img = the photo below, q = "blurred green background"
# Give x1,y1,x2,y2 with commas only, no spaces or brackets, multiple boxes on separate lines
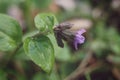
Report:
0,0,120,80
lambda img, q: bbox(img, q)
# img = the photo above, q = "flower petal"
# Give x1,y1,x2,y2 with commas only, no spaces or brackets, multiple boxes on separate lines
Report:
73,29,86,50
76,29,86,35
74,40,78,50
74,35,85,50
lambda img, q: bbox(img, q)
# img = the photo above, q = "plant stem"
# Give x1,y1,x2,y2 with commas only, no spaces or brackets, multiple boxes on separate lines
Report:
64,50,93,80
24,0,33,31
1,43,23,68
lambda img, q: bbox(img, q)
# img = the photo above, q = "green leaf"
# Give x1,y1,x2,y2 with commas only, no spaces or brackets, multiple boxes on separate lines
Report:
23,35,54,73
0,14,22,51
23,30,39,41
34,13,58,32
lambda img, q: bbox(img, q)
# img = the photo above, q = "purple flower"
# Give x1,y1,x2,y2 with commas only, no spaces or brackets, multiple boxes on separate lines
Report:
54,23,86,50
73,29,86,50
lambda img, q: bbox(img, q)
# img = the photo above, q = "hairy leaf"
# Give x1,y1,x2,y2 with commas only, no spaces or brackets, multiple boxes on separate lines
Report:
0,14,22,51
23,35,54,73
34,13,58,32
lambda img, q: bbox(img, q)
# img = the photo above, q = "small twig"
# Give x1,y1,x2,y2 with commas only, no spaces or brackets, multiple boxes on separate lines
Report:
14,60,26,75
65,61,102,80
64,50,93,80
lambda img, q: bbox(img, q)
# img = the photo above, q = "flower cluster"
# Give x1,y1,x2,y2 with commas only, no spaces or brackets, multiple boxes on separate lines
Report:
54,23,86,50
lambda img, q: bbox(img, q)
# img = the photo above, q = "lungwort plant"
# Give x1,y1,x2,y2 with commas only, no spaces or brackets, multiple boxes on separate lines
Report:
0,13,86,74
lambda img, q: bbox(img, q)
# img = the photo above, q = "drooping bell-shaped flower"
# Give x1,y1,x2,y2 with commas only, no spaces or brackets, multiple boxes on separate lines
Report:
54,23,86,50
